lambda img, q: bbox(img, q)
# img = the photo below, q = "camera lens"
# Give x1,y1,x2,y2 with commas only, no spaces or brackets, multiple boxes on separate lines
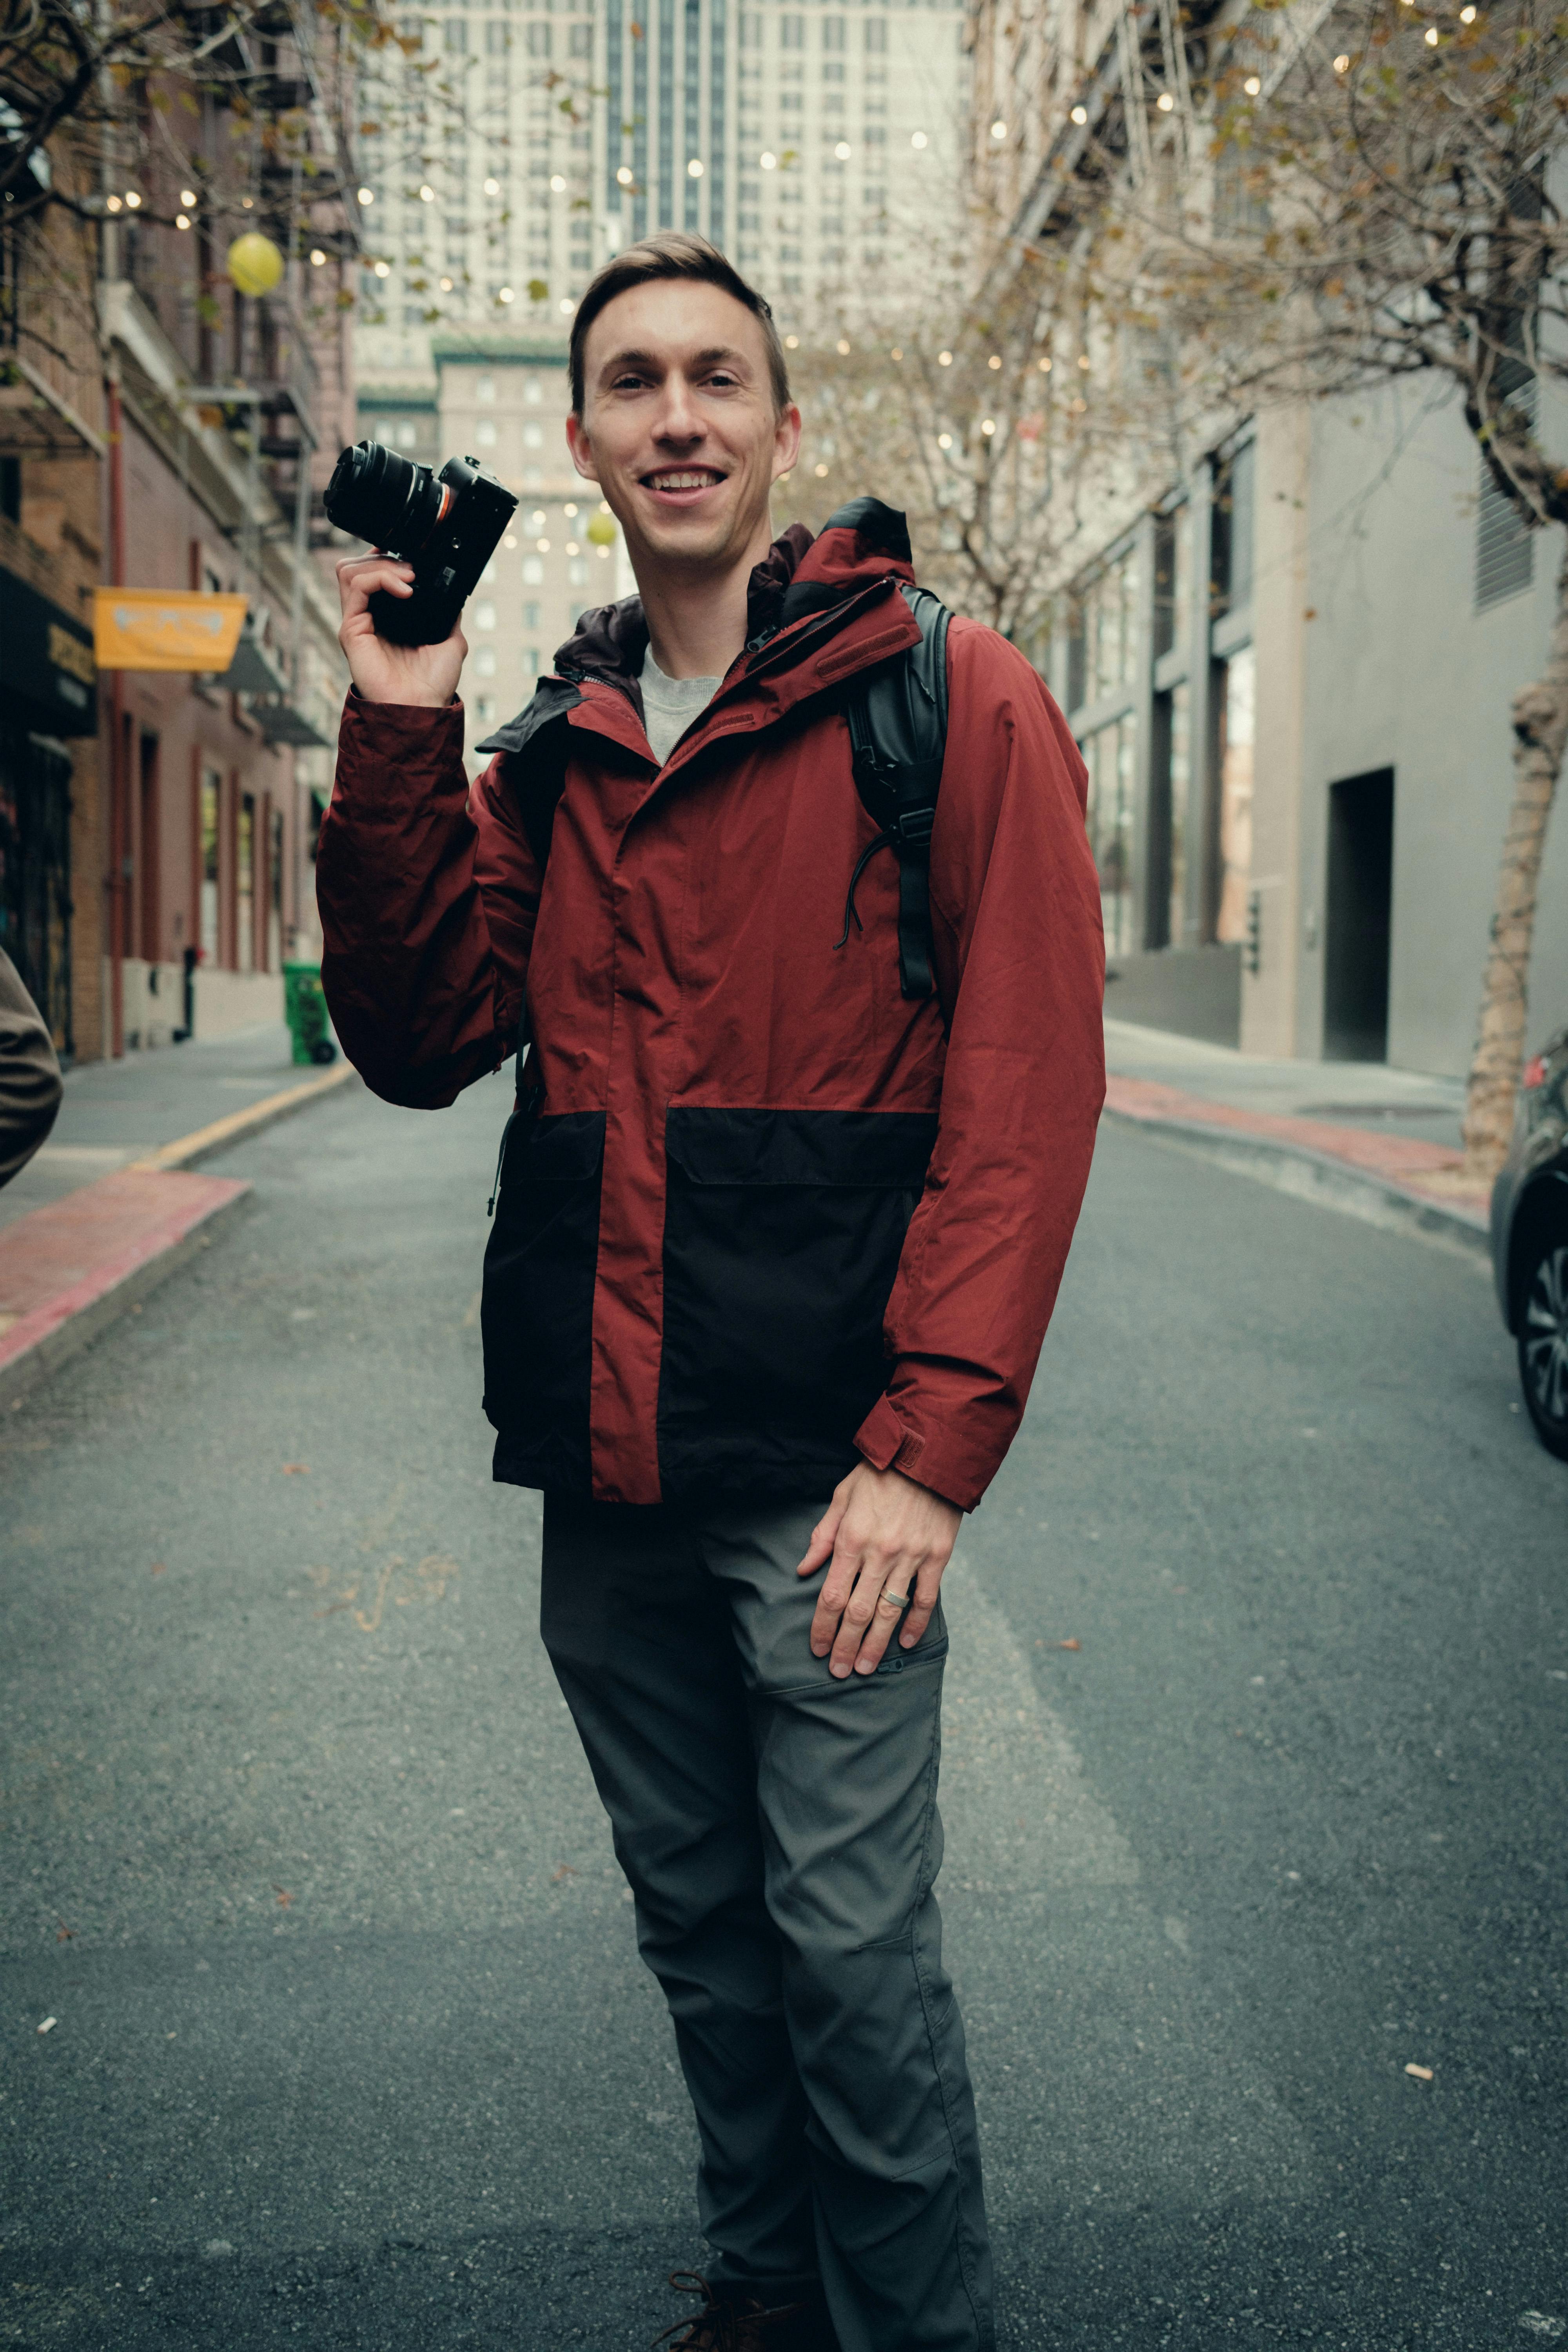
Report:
324,439,446,557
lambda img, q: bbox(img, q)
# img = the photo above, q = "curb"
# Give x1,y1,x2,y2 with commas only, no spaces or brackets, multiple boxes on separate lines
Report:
0,1177,253,1412
130,1057,359,1172
1102,1105,1492,1263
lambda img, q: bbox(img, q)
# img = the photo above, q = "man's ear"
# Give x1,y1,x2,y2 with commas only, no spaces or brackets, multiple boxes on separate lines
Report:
565,412,600,485
771,402,803,484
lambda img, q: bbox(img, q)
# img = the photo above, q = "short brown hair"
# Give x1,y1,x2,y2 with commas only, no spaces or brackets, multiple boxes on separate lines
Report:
569,232,791,416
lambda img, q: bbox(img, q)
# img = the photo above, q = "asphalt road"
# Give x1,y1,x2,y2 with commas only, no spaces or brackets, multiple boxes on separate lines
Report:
2,1074,1564,2351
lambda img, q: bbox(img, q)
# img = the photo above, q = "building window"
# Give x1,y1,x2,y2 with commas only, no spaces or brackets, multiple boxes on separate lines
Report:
523,556,544,584
864,15,886,47
476,373,496,402
474,646,498,677
237,792,255,975
569,557,588,585
199,768,220,964
1475,462,1534,608
525,377,543,405
1082,717,1135,957
1153,505,1191,660
1211,441,1255,616
525,647,541,676
475,418,498,446
475,601,497,630
1151,682,1189,950
523,600,541,629
1214,645,1254,946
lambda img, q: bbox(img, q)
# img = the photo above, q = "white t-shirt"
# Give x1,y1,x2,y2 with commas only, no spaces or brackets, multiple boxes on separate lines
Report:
640,646,721,767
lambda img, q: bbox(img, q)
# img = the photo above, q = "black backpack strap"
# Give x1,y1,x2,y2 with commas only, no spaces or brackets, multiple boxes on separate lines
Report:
837,582,950,1001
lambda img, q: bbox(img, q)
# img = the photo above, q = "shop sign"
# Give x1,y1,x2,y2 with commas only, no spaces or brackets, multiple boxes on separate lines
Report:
0,563,98,735
93,587,247,673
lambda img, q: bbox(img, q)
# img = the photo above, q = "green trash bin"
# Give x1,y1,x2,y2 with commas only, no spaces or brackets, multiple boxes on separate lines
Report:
283,960,338,1067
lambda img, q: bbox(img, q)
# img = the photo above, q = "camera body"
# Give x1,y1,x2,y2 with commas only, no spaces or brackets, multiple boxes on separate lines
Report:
324,441,519,646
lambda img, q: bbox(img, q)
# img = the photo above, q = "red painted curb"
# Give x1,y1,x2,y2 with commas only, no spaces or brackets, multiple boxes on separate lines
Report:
0,1167,250,1381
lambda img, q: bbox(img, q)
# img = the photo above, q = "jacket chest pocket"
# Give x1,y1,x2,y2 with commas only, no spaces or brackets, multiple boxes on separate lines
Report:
656,1107,937,1496
481,1109,606,1487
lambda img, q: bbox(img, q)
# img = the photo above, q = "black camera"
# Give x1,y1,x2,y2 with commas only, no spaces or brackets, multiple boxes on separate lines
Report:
325,440,519,646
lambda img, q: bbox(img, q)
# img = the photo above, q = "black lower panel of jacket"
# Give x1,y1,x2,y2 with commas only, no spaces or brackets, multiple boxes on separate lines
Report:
656,1105,938,1500
484,1109,606,1493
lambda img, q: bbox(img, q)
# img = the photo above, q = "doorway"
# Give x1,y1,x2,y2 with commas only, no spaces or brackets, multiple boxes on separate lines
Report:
1324,768,1394,1061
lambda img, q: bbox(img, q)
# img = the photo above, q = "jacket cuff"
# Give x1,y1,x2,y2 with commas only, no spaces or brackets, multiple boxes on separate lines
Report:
853,1394,976,1513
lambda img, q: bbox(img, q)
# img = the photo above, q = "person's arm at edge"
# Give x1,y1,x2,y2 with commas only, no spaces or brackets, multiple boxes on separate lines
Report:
0,947,64,1189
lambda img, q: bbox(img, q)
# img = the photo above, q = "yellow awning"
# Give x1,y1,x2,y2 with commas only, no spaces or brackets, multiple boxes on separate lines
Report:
93,588,249,673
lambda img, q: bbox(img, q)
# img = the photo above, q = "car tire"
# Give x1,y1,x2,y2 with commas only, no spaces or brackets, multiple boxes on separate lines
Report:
1517,1217,1568,1460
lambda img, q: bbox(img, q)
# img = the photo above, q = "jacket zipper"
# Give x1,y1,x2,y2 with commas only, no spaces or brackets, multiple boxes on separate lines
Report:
486,1082,543,1217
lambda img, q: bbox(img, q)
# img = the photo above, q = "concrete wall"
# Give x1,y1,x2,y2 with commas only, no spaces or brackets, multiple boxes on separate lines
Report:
1298,379,1568,1076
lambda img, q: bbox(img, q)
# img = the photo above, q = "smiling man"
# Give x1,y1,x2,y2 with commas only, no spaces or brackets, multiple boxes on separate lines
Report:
318,233,1105,2352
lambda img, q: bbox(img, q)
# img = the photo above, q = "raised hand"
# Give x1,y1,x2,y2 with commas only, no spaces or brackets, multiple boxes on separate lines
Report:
336,554,466,708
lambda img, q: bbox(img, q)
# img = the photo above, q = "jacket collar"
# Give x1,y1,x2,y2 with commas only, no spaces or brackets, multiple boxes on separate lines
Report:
475,498,916,760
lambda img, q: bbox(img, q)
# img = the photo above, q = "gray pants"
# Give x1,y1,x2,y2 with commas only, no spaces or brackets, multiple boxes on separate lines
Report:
540,1492,995,2352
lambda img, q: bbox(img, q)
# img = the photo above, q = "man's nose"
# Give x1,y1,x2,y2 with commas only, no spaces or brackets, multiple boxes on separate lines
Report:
652,375,704,444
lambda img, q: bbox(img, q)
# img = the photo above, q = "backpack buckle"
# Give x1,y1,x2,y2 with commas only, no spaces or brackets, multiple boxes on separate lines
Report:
893,805,935,852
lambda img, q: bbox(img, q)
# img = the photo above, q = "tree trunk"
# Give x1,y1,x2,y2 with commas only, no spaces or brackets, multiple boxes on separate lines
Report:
1461,535,1568,1181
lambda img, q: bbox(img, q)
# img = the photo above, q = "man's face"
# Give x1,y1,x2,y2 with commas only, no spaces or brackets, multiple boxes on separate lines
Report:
566,279,801,575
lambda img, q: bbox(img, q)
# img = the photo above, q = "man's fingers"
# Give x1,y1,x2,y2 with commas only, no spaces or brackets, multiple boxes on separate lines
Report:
336,555,414,623
795,1500,843,1579
898,1557,944,1650
848,1570,921,1676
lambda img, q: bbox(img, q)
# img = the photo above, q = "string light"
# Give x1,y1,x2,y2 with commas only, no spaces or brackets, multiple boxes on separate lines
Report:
357,186,374,205
484,176,501,195
106,193,122,212
834,141,851,160
373,260,390,277
1158,89,1176,109
987,353,1002,369
990,120,1007,140
1070,103,1088,124
531,510,547,530
311,248,328,266
124,190,142,209
784,332,799,348
837,337,851,354
565,541,580,555
175,212,191,230
439,274,453,290
617,165,635,186
813,461,829,476
536,537,551,552
180,187,197,208
1077,352,1091,369
419,183,435,201
550,173,567,192
910,131,928,150
503,533,517,549
1459,5,1475,17
558,296,573,314
938,348,952,365
1423,22,1439,39
1333,52,1350,69
1038,355,1052,372
760,151,778,171
891,347,903,360
980,418,996,436
498,284,515,302
687,158,704,178
937,432,953,449
565,502,579,517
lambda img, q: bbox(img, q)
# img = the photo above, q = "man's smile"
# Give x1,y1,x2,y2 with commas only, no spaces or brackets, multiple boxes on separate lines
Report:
641,466,728,499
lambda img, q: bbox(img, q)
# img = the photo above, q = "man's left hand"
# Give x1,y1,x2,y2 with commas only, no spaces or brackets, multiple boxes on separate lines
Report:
797,1463,962,1679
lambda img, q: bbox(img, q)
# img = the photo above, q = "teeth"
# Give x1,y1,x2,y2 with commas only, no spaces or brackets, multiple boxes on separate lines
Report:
650,472,719,490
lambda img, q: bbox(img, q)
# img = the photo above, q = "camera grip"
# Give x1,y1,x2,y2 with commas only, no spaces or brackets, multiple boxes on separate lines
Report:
367,576,463,647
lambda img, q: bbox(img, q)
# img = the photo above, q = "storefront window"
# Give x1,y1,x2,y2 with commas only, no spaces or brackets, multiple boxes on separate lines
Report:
1154,506,1191,661
1082,715,1136,956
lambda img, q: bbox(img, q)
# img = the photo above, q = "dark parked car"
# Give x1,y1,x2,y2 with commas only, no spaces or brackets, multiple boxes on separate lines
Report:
1492,1022,1568,1460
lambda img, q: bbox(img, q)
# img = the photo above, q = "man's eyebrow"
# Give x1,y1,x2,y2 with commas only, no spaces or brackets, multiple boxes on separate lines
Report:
597,343,755,378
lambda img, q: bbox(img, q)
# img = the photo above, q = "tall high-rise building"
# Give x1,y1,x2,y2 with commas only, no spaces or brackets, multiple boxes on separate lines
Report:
355,0,968,384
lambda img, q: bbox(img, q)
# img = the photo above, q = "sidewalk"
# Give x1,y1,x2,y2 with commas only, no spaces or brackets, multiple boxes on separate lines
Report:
1102,1018,1490,1254
0,1024,356,1406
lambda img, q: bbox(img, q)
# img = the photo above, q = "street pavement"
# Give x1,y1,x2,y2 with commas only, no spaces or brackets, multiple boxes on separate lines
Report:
2,1072,1564,2350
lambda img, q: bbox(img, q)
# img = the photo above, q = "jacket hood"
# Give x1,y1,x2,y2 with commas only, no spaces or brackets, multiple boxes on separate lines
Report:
475,497,916,759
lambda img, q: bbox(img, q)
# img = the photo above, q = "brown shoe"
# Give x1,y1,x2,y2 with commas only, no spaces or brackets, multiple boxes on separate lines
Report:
652,2270,806,2351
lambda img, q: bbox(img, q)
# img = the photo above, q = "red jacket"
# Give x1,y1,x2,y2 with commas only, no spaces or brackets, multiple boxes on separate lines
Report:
317,501,1105,1511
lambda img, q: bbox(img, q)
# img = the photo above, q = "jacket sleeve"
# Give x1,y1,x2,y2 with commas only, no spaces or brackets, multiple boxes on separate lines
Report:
852,619,1105,1510
0,947,64,1190
316,695,541,1109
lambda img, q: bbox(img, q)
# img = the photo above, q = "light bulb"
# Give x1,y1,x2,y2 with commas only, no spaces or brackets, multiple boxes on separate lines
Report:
180,187,197,207
564,502,579,517
484,176,501,195
1070,103,1088,124
937,432,952,449
1333,52,1350,69
987,353,1002,369
310,248,327,266
835,141,851,160
498,285,515,302
760,151,777,171
124,190,142,209
536,537,550,552
439,274,453,290
910,131,927,150
558,296,573,314
891,347,903,361
980,418,996,435
503,533,517,549
373,260,390,278
358,186,374,205
687,158,704,178
531,510,546,529
550,173,567,192
175,212,191,230
1077,353,1090,369
813,461,829,477
990,120,1007,139
938,349,952,365
419,183,435,201
566,541,580,556
105,194,122,212
837,338,851,354
617,165,634,186
1038,355,1051,371
1158,89,1176,108
1459,5,1475,16
784,333,799,348
1424,22,1438,39
1241,76,1260,95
